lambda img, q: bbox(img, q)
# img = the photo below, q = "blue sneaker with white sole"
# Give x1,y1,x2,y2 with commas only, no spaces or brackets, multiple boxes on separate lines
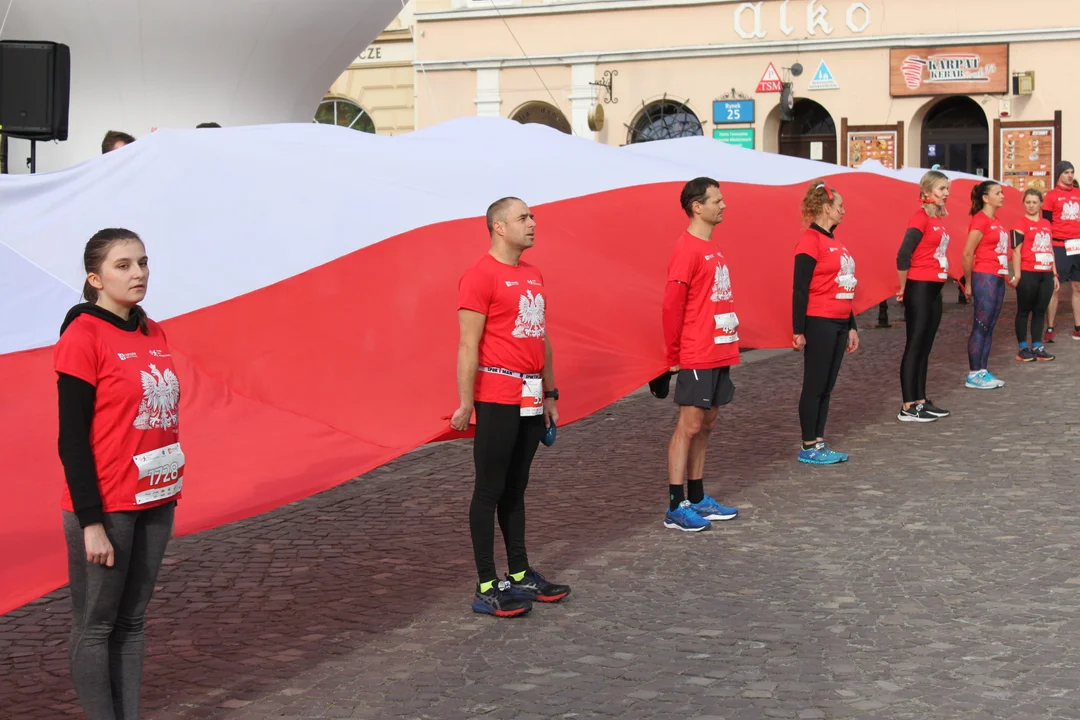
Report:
690,494,738,521
823,445,849,462
798,442,844,465
664,500,711,532
965,370,1000,389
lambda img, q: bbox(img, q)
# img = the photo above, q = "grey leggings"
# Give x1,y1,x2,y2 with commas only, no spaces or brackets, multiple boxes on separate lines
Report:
63,502,175,720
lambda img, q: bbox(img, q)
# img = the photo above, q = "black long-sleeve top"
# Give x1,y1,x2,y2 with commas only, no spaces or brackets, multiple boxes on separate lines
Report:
57,304,143,528
792,223,858,335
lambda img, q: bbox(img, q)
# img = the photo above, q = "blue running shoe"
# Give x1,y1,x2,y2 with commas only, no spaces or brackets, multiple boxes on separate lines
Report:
472,580,532,618
798,442,843,465
983,370,1005,388
823,444,848,462
965,370,998,389
690,494,738,521
664,500,711,532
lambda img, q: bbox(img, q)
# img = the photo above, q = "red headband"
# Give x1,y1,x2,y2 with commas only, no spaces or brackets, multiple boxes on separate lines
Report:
817,182,834,201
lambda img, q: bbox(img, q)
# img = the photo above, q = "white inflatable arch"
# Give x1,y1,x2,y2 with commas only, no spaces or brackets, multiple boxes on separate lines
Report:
1,0,402,173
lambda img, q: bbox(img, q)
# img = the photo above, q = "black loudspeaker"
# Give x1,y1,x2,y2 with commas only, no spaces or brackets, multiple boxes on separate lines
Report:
0,41,71,142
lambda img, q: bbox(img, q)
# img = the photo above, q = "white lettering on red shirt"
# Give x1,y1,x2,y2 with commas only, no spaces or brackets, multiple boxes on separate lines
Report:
794,226,858,318
969,213,1010,276
458,254,547,405
1013,218,1056,272
53,315,183,512
666,231,740,370
905,208,951,281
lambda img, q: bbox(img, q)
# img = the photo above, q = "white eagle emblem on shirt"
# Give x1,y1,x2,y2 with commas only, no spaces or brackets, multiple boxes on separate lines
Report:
134,364,180,430
710,263,733,302
512,290,546,339
995,230,1009,255
836,253,858,292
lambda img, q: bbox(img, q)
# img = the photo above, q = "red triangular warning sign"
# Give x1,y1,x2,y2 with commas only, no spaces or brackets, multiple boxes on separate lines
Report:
756,62,783,93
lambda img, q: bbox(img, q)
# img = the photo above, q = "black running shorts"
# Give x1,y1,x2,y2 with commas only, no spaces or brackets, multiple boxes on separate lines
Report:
1053,245,1080,282
673,366,735,409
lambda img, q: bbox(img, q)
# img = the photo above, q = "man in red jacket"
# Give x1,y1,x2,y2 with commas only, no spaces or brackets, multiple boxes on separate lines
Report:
1042,161,1080,342
661,177,741,533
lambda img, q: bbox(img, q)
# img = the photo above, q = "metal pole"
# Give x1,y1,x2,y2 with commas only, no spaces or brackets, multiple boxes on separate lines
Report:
30,139,36,174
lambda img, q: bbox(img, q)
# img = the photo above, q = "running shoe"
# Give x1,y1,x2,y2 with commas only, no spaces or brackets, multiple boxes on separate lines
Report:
472,580,532,618
898,403,937,422
690,495,738,521
965,370,999,390
984,371,1006,388
1032,346,1056,361
664,500,711,532
1044,327,1056,343
1016,348,1036,362
922,400,950,418
505,568,571,603
824,445,849,462
1073,330,1080,341
798,443,844,465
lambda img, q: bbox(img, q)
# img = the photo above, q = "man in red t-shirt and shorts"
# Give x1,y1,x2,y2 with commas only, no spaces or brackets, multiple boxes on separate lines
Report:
1042,161,1080,341
661,177,741,533
450,197,571,618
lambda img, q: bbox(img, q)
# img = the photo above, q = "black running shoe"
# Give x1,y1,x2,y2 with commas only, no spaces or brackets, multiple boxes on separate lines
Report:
1032,346,1055,361
505,568,571,603
472,580,532,618
897,403,937,422
923,399,950,418
1016,348,1036,362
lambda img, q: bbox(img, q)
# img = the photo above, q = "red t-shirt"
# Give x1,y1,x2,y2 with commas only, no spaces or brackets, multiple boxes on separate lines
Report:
969,212,1010,276
906,208,951,282
794,226,857,319
666,231,740,370
1043,185,1080,244
54,315,183,513
458,253,547,405
1013,218,1055,273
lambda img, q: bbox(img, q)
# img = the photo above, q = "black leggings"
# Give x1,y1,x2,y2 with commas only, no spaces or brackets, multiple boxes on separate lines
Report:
469,402,545,582
799,316,849,444
1015,271,1055,344
900,280,944,403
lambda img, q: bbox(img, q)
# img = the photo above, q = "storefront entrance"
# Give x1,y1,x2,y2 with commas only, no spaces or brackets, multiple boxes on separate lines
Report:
921,96,989,176
779,99,837,164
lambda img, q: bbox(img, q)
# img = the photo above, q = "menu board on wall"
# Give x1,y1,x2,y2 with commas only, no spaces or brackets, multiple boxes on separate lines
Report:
840,120,904,170
848,131,898,169
1000,127,1055,192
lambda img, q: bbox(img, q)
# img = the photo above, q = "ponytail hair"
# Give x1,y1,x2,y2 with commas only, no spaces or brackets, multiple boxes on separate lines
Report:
969,180,1000,216
802,178,836,222
82,228,149,334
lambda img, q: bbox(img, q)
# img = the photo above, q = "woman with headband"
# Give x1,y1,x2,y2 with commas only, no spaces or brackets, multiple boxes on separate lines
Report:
792,179,859,464
894,170,952,422
962,180,1010,389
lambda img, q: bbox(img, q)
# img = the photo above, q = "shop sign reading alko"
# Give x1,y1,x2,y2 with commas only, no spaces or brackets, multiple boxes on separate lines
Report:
889,44,1009,97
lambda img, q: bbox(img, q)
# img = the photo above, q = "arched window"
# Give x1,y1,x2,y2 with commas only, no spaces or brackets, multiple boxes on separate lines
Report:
627,99,703,144
314,97,376,133
921,96,988,175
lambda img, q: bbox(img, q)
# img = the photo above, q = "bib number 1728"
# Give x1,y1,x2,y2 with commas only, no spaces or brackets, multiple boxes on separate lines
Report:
132,442,185,505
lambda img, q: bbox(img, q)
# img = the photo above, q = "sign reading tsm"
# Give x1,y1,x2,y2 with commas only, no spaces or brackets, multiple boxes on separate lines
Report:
889,44,1009,97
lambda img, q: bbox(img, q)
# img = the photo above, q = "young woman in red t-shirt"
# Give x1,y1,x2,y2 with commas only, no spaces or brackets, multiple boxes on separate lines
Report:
792,180,859,465
1010,188,1059,361
962,181,1010,389
55,229,182,719
895,170,952,422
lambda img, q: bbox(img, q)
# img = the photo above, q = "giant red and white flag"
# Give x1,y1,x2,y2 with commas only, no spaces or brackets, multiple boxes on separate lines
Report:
0,119,1020,614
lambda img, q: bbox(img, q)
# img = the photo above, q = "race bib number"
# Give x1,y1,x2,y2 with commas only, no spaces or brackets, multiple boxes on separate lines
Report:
520,377,543,417
937,255,949,280
1066,238,1080,256
1035,252,1055,271
713,312,740,344
133,442,184,505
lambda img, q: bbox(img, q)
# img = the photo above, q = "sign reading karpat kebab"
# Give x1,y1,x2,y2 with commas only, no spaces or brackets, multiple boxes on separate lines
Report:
889,44,1009,97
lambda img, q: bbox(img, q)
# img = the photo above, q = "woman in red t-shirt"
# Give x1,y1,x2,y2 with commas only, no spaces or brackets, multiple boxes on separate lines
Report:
1010,188,1059,361
55,228,182,719
962,181,1010,389
792,179,859,465
895,170,952,422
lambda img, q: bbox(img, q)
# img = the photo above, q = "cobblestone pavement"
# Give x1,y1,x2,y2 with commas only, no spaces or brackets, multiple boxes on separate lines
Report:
4,295,1080,720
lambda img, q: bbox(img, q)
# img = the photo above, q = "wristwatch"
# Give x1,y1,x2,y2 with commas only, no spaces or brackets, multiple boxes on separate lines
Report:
544,388,559,400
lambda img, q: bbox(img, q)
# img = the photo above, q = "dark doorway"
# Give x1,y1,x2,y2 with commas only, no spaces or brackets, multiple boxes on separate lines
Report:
779,99,837,164
921,96,989,176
